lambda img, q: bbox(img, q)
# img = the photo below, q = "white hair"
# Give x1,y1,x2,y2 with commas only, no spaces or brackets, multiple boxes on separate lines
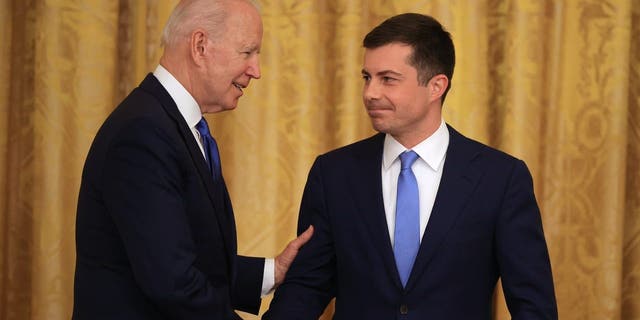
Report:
161,0,261,48
161,0,226,48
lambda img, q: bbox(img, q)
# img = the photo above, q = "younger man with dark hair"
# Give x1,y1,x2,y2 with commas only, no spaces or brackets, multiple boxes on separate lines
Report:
264,13,557,319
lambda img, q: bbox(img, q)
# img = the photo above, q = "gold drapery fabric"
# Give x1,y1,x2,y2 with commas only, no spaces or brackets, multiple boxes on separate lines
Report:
1,0,639,319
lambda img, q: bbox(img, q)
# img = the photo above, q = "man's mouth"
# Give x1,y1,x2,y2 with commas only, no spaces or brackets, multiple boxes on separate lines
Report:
366,105,390,111
233,82,246,92
366,106,392,117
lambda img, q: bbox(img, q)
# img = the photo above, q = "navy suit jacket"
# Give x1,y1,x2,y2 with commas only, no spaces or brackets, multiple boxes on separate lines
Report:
265,127,557,319
73,74,264,319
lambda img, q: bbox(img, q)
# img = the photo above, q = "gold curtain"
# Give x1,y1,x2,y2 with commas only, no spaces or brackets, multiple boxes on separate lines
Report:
1,0,639,319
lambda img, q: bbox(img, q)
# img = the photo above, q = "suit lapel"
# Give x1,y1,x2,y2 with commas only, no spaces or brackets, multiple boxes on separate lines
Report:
138,74,236,265
405,125,484,291
349,134,405,288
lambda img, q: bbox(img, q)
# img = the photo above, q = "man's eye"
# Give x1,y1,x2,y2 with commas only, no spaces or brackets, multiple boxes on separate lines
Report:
382,76,395,82
362,75,370,81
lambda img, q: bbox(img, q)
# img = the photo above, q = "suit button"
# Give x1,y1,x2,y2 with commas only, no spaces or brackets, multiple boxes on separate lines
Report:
400,304,408,314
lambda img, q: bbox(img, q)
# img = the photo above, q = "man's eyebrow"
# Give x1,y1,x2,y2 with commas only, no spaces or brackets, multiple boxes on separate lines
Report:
242,44,261,52
361,69,403,77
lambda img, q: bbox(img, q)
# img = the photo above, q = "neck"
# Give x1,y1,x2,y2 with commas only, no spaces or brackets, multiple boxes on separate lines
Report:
159,52,205,113
393,110,442,149
160,52,195,95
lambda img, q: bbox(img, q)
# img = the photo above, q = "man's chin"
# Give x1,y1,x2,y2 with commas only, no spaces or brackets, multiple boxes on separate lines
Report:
202,102,238,114
369,119,389,133
223,104,238,111
220,99,240,111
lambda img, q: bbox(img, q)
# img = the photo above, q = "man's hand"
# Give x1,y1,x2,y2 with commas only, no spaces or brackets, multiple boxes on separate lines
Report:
274,226,314,287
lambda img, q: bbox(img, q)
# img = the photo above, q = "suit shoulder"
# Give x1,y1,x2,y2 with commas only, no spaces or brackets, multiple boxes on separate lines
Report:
448,125,524,167
318,133,383,160
102,80,177,133
88,80,181,161
114,86,165,118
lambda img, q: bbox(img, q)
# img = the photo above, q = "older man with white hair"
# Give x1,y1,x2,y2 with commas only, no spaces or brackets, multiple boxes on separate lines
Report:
73,1,312,319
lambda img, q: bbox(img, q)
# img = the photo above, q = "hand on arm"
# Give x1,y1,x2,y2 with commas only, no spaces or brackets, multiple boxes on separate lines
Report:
274,225,314,287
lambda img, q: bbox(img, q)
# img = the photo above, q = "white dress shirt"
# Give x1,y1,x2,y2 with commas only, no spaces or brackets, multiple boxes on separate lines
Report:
381,120,450,245
153,65,275,297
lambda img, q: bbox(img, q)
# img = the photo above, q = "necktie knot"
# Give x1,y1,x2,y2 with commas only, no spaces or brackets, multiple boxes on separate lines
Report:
399,150,419,170
195,117,221,180
196,117,212,139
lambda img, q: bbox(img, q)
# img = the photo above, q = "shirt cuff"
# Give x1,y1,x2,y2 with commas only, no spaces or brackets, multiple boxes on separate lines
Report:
260,258,275,297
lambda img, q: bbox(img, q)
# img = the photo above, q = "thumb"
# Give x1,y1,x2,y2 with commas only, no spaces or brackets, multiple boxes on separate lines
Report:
293,225,314,248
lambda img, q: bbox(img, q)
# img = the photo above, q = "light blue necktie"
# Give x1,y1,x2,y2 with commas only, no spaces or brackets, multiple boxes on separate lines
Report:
195,117,222,181
394,150,420,287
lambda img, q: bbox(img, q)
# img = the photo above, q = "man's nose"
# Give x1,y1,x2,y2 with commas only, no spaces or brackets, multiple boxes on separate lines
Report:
247,55,261,79
363,81,380,101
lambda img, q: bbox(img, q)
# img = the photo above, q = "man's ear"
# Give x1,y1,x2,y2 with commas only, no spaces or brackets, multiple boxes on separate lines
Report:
428,74,449,102
190,29,208,66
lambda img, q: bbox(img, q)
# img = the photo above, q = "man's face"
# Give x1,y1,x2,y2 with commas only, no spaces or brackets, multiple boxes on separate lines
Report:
200,2,262,113
362,43,438,140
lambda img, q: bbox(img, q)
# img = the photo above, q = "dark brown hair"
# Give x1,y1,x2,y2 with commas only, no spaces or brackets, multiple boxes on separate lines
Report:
363,13,455,101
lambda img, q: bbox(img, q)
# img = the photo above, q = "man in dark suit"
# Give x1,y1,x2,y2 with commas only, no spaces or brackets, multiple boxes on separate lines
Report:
73,0,312,319
264,13,557,319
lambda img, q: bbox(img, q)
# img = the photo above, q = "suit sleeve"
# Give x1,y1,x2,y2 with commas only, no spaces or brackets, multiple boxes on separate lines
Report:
102,118,246,319
263,158,336,319
233,255,264,314
496,160,558,320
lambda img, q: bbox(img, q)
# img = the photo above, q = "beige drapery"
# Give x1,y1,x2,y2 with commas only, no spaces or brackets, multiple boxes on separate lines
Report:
1,1,639,319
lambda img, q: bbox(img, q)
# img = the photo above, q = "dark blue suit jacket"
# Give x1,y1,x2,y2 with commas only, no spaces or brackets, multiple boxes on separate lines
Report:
265,127,557,319
73,74,263,319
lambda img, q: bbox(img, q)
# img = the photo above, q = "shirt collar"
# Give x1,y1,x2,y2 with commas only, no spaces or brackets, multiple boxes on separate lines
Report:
153,64,202,129
382,119,450,171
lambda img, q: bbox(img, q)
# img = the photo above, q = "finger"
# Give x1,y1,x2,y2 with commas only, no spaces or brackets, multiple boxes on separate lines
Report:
290,225,314,249
299,225,314,242
300,225,314,239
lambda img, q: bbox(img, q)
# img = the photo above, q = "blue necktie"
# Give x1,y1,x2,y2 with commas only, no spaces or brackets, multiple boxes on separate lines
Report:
195,117,222,180
394,150,420,287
